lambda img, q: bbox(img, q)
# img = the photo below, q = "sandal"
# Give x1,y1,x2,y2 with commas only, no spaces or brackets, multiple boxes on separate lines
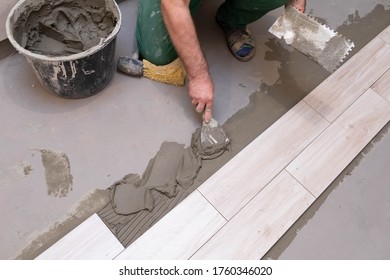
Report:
216,16,256,62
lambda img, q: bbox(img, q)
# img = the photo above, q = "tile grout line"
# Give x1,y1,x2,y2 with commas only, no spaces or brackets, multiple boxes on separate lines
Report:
370,68,390,103
192,170,319,259
196,189,229,222
258,171,317,260
302,99,329,123
369,68,390,90
197,100,332,221
284,169,317,199
303,55,390,123
280,85,390,200
220,115,328,217
186,195,228,260
370,87,390,105
195,167,317,260
193,111,329,257
303,35,390,123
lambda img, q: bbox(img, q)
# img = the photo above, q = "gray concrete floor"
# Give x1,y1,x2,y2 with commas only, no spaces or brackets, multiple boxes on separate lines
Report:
0,0,389,259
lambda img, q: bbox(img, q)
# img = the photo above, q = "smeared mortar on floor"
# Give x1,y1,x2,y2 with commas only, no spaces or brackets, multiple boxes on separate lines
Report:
39,149,73,197
99,128,230,244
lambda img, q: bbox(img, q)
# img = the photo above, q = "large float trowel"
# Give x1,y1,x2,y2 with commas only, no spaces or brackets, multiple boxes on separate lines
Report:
269,5,355,72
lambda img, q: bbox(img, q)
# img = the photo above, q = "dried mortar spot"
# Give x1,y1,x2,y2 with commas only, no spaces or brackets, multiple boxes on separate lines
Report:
40,149,73,197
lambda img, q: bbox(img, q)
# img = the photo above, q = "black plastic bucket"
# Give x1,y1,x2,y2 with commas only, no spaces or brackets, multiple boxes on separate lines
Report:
6,0,121,99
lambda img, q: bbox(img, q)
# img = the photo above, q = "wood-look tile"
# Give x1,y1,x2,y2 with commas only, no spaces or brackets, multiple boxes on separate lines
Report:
198,101,329,220
371,69,390,102
304,37,390,122
191,170,315,259
287,89,390,198
378,25,390,45
35,214,124,260
114,191,226,260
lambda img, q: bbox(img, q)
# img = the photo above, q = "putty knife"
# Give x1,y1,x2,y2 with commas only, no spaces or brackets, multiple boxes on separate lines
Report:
200,117,230,153
269,5,355,72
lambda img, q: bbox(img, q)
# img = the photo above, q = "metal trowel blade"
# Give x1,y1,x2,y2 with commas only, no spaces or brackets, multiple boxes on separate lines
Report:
269,5,355,72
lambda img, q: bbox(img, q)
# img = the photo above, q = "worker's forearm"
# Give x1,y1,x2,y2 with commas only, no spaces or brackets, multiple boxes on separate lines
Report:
161,0,209,81
161,0,214,123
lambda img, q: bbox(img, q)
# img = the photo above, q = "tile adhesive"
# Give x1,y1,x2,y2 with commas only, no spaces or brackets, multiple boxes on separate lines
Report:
6,0,121,98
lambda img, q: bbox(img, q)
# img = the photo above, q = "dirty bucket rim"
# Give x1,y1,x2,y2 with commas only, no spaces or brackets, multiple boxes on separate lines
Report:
5,0,122,62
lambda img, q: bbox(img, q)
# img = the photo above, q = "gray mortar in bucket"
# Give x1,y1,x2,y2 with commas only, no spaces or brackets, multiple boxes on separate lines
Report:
6,0,121,98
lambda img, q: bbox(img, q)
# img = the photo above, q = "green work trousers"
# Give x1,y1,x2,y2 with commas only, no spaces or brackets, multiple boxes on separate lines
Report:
136,0,287,65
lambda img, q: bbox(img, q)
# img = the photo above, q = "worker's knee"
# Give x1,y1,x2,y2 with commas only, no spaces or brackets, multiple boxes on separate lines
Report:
136,0,202,66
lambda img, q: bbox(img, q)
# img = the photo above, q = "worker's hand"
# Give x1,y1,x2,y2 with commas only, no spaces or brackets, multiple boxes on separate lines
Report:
189,73,214,124
288,0,306,13
161,0,213,123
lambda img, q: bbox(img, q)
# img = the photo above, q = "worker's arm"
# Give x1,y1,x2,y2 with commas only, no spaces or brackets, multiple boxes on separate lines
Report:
161,0,213,123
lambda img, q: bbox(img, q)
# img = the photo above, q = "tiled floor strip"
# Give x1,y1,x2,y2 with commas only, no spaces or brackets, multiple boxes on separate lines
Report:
191,171,315,259
36,25,390,260
288,89,390,198
198,101,329,220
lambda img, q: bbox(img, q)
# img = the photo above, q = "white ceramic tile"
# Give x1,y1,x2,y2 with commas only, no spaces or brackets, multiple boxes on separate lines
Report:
198,101,329,220
287,89,390,197
114,191,226,260
192,170,315,259
35,213,124,259
304,37,390,122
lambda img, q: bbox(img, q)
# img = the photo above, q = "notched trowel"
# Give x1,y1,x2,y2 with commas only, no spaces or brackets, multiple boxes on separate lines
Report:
269,5,355,72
